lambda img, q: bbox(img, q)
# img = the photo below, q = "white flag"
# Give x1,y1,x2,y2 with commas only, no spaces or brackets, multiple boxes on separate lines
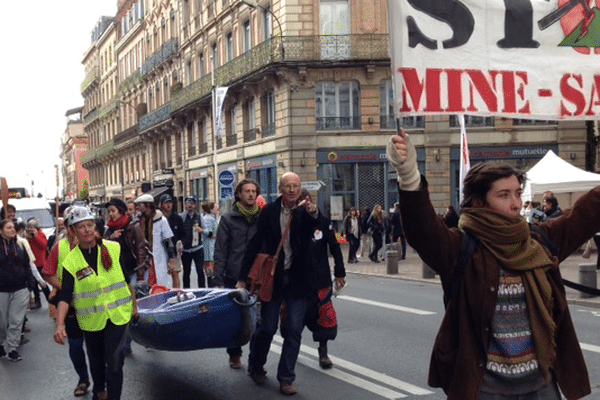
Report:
214,86,229,138
458,114,470,204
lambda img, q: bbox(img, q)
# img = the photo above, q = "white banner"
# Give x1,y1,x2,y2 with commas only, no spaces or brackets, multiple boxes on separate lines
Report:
214,86,229,138
388,0,600,120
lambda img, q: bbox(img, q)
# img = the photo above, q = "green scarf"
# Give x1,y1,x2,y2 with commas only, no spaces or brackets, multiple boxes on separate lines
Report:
458,207,557,380
236,202,260,223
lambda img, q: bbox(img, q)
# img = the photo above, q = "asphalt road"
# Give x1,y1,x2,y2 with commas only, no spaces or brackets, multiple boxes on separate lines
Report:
3,274,600,399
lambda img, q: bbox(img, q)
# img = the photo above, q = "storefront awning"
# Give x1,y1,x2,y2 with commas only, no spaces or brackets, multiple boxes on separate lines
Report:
144,186,170,203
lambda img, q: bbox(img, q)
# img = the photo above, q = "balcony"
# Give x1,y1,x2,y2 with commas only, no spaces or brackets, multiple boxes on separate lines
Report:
200,142,208,154
226,134,237,146
114,125,139,147
244,128,259,142
141,38,179,77
216,137,223,149
81,67,99,93
81,148,97,166
118,69,141,94
261,124,275,138
316,117,361,131
81,138,114,166
172,34,388,112
139,103,172,132
83,107,99,126
101,97,119,118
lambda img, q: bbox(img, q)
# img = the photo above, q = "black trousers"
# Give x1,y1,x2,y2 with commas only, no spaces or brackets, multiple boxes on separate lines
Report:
84,321,127,399
181,248,205,288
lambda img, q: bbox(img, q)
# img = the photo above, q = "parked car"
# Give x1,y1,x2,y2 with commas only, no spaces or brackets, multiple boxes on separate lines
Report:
11,198,56,237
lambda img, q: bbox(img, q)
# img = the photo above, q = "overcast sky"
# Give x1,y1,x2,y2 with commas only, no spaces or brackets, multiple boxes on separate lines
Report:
0,1,116,197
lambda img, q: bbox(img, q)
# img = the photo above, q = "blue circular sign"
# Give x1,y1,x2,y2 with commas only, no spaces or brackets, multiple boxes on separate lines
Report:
218,170,235,187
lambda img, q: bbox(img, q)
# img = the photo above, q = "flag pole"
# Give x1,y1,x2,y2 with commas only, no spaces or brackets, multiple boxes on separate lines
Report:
458,114,470,205
211,56,218,204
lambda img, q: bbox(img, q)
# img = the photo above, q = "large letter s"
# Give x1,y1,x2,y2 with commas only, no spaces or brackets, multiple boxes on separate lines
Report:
407,0,474,49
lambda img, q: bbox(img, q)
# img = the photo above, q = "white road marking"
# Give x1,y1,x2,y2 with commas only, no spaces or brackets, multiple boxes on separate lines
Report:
271,343,407,399
580,342,600,353
337,295,436,316
272,336,433,398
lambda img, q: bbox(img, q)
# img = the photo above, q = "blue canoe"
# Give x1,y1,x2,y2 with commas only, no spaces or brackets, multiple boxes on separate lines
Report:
129,288,257,351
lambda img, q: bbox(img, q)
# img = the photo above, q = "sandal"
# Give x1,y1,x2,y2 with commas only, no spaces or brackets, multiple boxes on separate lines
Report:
74,381,89,397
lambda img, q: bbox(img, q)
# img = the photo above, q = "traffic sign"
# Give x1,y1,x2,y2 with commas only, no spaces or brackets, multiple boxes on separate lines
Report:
218,170,235,187
302,180,325,191
220,186,234,200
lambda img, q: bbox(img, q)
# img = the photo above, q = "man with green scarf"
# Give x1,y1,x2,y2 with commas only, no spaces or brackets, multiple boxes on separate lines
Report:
387,130,593,400
214,179,262,369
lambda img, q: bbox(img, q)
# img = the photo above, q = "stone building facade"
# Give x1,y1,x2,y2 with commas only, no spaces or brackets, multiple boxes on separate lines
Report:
79,0,597,219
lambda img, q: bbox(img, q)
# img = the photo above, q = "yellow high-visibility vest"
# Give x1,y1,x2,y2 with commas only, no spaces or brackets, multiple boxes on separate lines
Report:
63,240,132,331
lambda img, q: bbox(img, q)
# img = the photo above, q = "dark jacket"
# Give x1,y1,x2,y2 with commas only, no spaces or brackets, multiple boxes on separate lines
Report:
180,210,203,250
343,215,361,239
239,196,326,299
389,209,404,238
309,218,345,290
104,221,147,276
0,238,32,292
213,204,260,287
399,177,593,400
164,212,185,245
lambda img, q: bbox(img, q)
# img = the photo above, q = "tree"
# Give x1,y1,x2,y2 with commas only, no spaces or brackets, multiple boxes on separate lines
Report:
80,180,89,201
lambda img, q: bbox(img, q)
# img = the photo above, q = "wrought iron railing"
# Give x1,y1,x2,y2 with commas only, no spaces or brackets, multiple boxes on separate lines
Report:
244,128,259,142
83,107,99,126
81,67,99,93
114,125,139,147
172,34,389,112
139,103,172,131
141,38,179,77
316,117,361,131
216,137,223,149
200,142,208,154
381,116,425,129
226,134,237,146
101,97,119,118
118,69,141,94
262,124,276,138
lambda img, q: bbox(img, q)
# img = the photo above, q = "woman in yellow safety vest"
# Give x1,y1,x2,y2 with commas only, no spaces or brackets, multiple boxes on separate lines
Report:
53,206,138,400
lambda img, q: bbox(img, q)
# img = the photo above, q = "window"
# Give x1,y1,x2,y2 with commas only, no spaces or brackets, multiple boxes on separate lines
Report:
176,132,182,165
262,7,272,40
315,81,360,130
243,20,252,52
227,108,237,146
198,53,204,78
320,0,350,58
513,119,557,126
211,43,218,71
200,119,208,153
186,60,193,85
262,91,276,137
226,32,234,62
164,76,169,102
187,123,196,156
244,98,257,142
379,80,424,129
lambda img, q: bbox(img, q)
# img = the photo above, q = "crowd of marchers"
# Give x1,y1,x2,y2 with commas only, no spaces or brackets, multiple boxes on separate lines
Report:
2,131,600,399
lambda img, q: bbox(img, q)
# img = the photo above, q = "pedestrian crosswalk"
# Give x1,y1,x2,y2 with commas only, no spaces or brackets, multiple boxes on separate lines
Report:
272,336,434,399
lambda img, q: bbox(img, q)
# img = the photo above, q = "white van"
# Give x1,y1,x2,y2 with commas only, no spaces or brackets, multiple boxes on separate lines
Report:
11,198,56,237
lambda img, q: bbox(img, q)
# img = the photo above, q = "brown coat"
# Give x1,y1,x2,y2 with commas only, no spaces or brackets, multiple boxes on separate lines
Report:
399,179,596,400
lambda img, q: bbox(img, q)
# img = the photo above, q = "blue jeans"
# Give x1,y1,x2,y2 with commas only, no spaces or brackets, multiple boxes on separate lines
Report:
477,382,561,400
65,311,89,383
248,285,307,383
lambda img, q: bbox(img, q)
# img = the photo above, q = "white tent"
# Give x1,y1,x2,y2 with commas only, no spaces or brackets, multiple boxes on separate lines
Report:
523,150,600,202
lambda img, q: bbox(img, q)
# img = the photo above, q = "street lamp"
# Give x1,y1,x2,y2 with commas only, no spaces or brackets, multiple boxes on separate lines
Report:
241,0,284,59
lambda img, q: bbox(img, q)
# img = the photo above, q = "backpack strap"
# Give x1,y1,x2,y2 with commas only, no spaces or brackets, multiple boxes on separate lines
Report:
444,231,477,308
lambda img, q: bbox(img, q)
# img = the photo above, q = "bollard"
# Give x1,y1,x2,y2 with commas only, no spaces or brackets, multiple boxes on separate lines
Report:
422,261,436,279
386,250,399,274
579,263,597,299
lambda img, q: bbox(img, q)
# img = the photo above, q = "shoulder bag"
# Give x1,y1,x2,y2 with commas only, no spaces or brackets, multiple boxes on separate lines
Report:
248,213,293,302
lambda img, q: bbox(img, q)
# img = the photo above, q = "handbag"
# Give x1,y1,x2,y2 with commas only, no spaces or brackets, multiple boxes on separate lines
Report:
248,213,293,302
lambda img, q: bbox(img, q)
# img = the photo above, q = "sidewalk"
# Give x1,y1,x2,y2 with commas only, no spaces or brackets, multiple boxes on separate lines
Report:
339,243,600,309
